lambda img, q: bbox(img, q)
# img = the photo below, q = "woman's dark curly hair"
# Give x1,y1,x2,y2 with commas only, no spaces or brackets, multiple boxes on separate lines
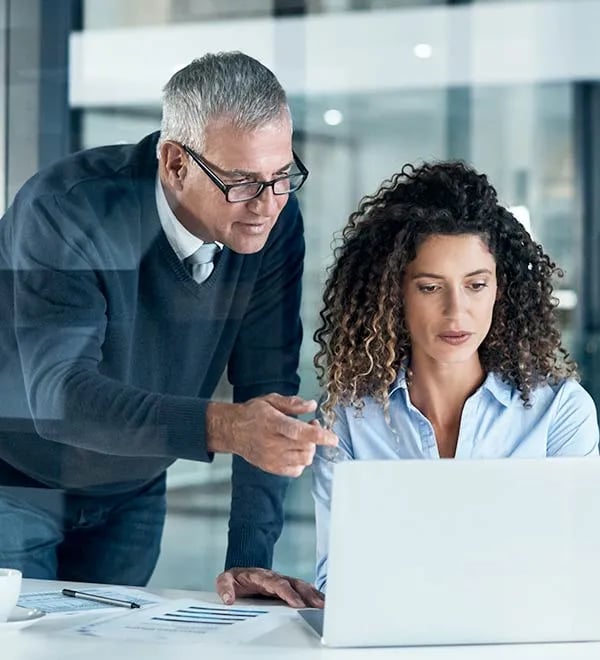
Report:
313,161,576,428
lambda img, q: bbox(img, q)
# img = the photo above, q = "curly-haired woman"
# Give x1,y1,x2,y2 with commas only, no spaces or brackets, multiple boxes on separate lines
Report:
312,161,599,592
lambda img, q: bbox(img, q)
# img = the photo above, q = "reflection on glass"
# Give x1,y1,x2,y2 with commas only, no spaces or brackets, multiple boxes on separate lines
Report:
73,2,585,591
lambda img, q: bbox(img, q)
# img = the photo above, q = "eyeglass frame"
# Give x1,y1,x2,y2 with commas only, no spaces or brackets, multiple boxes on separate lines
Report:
182,144,309,203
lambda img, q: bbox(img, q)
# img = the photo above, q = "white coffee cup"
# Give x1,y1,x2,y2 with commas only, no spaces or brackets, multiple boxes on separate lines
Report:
0,569,22,623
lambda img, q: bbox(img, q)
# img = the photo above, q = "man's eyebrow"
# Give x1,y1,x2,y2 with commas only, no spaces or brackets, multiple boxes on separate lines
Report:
219,160,295,178
411,268,493,280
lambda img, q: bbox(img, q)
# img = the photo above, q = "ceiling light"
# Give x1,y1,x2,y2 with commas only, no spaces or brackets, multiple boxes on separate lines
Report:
323,109,343,126
413,43,433,59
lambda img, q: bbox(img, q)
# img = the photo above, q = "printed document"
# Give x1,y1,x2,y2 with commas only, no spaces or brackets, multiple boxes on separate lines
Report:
18,587,164,615
67,598,292,642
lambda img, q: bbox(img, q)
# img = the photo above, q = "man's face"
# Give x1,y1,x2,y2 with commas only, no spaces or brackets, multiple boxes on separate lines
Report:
160,116,294,254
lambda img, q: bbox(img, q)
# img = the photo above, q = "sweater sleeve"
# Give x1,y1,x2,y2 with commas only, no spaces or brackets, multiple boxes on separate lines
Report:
11,191,211,462
224,195,304,569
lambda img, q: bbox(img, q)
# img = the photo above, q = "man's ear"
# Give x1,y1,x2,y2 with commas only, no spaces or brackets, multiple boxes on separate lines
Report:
159,141,187,191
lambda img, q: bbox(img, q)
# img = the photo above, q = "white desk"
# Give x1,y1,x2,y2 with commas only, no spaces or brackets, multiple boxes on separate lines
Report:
3,579,600,660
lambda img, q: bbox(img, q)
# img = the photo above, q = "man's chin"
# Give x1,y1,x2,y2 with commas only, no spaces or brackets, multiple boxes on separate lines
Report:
227,233,271,255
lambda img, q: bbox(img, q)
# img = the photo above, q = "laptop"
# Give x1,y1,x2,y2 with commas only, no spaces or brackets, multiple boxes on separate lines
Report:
299,458,600,647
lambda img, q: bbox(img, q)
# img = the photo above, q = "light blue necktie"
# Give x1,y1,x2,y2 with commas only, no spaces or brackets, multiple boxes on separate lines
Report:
184,243,219,283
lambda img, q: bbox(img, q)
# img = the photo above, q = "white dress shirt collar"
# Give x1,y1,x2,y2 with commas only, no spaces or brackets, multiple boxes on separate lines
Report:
155,170,222,261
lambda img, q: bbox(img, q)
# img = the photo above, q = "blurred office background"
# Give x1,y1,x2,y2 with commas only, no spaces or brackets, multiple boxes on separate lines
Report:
1,0,600,589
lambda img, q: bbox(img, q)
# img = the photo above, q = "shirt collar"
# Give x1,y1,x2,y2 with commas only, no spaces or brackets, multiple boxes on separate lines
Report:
154,170,223,261
480,372,513,407
390,369,408,396
389,368,513,407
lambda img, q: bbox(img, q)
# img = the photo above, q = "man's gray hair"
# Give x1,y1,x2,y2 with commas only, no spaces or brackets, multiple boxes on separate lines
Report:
158,51,291,155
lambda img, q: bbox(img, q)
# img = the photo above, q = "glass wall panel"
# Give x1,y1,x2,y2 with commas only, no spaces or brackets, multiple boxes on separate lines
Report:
83,0,276,29
82,0,534,30
2,0,595,590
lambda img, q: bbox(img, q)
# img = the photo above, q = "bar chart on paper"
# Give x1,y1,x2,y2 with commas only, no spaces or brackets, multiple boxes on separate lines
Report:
70,599,291,642
151,603,268,630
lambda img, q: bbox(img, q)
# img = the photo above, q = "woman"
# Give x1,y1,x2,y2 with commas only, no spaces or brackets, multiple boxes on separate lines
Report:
312,161,599,592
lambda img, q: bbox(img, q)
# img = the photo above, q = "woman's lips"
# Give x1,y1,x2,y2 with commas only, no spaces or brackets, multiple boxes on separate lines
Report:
438,332,473,346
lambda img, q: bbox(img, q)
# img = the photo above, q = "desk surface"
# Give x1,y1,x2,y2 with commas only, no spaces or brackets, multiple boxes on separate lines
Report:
2,579,600,660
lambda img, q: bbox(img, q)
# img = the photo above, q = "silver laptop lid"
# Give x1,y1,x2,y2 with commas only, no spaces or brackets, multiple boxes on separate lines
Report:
323,458,600,647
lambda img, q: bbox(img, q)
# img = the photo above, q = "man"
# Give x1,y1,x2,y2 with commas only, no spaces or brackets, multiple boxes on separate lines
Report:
0,52,335,607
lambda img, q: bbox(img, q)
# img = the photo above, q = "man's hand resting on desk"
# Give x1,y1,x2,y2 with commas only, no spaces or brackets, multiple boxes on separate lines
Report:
216,568,324,608
206,394,338,477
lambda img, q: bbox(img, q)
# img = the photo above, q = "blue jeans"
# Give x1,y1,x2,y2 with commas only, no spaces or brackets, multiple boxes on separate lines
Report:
0,474,166,586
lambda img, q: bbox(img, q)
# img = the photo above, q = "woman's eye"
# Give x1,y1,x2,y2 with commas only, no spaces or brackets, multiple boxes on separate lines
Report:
418,284,438,293
469,281,488,291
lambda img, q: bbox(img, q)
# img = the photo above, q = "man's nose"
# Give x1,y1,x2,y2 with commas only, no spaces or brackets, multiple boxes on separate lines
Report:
249,185,282,215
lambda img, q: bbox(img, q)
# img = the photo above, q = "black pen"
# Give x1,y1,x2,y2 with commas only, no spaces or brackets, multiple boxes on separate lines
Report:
62,588,141,609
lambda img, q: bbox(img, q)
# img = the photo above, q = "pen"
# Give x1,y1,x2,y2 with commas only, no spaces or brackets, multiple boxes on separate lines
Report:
61,588,141,609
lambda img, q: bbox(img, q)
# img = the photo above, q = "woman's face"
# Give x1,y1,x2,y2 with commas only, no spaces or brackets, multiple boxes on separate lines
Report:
403,233,498,368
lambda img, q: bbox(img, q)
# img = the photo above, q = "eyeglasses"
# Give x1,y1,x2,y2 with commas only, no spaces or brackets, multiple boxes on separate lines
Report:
183,145,309,203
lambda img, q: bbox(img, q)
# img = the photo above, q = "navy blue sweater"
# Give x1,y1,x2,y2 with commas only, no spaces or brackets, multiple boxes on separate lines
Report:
0,132,304,569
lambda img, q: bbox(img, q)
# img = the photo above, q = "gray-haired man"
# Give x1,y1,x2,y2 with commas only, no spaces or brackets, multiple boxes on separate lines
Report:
0,52,335,607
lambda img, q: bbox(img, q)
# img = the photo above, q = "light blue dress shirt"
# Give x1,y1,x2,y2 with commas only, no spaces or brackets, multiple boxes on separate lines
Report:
312,371,599,592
